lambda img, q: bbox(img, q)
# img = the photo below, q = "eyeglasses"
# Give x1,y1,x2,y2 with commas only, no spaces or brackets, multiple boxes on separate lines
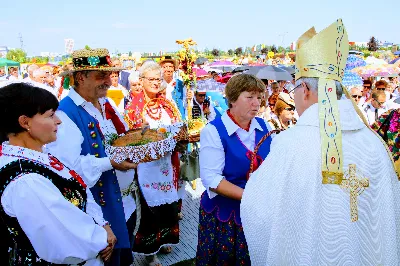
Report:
288,82,310,99
376,87,386,91
352,95,362,99
143,77,162,83
284,107,295,111
373,98,385,106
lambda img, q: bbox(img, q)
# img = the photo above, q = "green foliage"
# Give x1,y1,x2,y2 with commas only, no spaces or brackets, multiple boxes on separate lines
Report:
270,45,278,53
367,36,378,51
234,47,243,56
84,45,91,50
211,48,220,57
260,47,268,54
277,46,285,53
6,49,27,63
227,49,233,56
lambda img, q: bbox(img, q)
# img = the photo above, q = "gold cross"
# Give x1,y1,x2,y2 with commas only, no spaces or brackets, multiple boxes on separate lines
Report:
340,164,369,222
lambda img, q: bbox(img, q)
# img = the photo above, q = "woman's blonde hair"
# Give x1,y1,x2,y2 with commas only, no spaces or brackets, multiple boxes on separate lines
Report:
225,74,265,108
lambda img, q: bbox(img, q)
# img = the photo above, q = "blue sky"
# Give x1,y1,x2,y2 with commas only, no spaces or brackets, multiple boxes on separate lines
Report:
1,0,398,56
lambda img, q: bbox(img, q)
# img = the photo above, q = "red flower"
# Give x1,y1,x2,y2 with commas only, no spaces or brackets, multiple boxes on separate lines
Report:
106,55,112,66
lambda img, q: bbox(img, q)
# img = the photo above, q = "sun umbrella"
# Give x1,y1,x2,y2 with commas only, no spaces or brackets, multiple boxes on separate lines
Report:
351,64,400,78
245,65,292,81
342,71,363,87
193,68,208,77
195,57,208,65
390,57,400,64
394,51,400,56
345,54,367,70
365,56,387,65
210,60,234,66
277,65,295,75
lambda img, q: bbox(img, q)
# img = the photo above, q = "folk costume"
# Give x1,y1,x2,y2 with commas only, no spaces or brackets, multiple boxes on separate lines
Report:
196,111,274,265
124,91,185,255
46,48,134,265
0,143,108,266
241,19,400,266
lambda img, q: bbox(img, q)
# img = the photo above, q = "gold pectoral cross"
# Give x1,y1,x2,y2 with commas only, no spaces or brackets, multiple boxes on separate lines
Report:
340,164,369,222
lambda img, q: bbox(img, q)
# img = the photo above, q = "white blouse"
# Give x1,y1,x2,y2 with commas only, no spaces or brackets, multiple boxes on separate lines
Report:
0,143,107,265
199,112,272,199
46,88,137,220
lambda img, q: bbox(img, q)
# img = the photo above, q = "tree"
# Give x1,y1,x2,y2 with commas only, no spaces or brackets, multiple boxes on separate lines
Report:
211,48,220,57
128,51,132,56
85,45,91,50
6,49,27,63
234,47,243,56
367,36,378,51
278,46,285,53
270,45,278,53
261,47,268,54
227,49,234,56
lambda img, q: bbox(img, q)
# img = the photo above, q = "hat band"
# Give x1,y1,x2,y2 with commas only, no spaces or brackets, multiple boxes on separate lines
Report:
73,55,112,69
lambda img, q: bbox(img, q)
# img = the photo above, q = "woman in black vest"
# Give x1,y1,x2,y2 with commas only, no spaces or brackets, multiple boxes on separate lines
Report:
0,82,115,265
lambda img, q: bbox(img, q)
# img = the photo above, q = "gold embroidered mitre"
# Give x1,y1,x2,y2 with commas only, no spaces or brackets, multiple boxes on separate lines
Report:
295,19,348,82
295,19,349,184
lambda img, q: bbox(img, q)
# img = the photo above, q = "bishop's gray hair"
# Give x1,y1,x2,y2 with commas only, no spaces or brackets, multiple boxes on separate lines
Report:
295,77,343,100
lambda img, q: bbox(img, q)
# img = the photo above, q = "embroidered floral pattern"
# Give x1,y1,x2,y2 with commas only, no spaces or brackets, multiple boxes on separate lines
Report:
142,181,175,192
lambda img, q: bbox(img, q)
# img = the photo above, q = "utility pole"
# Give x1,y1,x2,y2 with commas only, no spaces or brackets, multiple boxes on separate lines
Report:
18,33,24,50
278,32,288,48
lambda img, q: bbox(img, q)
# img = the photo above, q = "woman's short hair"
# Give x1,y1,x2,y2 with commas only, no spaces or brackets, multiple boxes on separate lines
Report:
0,82,59,141
375,80,388,88
274,98,293,116
139,61,162,78
225,74,265,107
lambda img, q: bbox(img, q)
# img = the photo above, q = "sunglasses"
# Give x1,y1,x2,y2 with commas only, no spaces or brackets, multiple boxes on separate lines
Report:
352,95,362,99
373,98,385,106
284,107,295,111
376,87,386,91
197,94,206,98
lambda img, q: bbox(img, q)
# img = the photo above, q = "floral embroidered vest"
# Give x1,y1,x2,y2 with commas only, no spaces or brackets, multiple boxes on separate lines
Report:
0,160,87,266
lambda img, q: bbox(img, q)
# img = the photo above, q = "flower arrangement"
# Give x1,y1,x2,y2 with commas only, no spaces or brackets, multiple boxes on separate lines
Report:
176,38,198,88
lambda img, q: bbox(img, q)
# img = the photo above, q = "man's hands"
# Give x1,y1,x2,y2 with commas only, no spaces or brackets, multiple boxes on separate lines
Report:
111,160,137,171
187,90,194,100
100,225,117,262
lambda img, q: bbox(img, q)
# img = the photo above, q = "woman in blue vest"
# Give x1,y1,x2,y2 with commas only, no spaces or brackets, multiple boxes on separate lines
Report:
0,82,114,265
196,74,275,265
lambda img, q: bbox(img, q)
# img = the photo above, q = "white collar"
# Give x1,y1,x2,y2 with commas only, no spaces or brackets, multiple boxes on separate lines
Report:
221,111,263,136
1,142,50,165
68,87,87,107
296,99,365,131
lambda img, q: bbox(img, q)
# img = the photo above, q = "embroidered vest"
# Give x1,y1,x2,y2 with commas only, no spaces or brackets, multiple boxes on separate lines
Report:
58,96,130,249
200,117,272,225
192,99,203,120
0,160,86,266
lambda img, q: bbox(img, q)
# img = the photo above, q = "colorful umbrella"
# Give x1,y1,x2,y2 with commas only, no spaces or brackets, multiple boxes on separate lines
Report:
390,57,400,64
345,54,366,70
245,65,292,81
196,78,225,92
210,60,234,66
342,71,363,87
351,64,400,78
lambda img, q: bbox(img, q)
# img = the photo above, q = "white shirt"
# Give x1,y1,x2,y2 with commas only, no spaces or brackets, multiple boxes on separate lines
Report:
0,143,107,265
200,112,272,199
47,88,136,220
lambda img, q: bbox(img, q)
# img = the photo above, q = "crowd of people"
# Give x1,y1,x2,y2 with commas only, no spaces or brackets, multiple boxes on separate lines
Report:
1,18,400,266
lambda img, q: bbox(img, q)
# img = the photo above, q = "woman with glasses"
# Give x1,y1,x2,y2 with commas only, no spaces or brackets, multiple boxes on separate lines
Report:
124,61,184,266
268,93,297,130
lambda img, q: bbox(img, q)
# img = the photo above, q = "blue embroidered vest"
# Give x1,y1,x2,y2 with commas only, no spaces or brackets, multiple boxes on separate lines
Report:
0,160,87,266
200,117,272,225
58,96,130,249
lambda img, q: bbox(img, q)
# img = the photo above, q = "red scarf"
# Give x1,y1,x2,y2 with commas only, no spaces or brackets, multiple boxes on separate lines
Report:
227,109,251,132
104,101,126,135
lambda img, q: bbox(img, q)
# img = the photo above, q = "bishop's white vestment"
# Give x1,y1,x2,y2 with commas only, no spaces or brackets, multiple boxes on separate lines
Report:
241,99,400,266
